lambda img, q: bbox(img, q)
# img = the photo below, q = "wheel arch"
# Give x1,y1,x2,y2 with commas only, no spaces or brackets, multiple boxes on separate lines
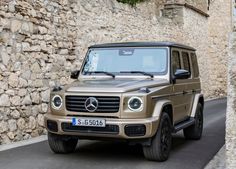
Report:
162,104,173,126
199,96,204,109
152,100,173,126
190,93,204,117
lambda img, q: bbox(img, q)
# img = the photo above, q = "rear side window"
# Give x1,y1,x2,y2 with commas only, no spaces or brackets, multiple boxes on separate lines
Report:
172,51,181,74
182,52,191,76
191,53,199,78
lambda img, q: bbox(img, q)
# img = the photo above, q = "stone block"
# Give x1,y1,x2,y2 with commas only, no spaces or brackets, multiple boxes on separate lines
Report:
0,94,10,107
8,73,19,87
0,121,8,133
8,119,17,132
11,20,22,32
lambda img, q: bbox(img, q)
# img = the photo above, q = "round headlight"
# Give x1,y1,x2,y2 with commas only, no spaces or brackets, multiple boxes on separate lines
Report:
128,97,143,111
51,95,63,109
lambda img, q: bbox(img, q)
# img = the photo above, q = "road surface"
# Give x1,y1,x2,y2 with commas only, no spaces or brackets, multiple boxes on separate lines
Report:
0,98,226,169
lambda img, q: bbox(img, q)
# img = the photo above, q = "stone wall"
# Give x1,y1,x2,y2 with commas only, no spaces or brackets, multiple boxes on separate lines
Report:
0,0,79,144
207,0,231,98
226,1,236,168
227,31,236,168
0,0,231,144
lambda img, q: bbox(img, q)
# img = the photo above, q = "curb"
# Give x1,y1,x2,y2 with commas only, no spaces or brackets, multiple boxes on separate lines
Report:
205,97,227,102
204,145,226,169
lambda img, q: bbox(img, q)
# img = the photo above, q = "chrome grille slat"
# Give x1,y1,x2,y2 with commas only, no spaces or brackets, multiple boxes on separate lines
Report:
66,104,119,108
66,100,85,104
66,96,120,113
66,97,86,100
98,101,120,104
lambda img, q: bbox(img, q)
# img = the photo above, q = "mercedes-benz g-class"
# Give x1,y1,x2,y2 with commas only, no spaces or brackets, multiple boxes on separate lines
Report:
45,42,204,161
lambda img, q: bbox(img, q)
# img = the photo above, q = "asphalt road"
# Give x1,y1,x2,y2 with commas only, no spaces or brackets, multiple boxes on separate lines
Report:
0,98,226,169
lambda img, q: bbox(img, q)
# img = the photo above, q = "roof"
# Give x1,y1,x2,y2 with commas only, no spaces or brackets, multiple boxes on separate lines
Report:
89,41,196,51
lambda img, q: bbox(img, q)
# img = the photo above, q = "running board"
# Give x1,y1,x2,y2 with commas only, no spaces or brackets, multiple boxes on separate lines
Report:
173,117,195,133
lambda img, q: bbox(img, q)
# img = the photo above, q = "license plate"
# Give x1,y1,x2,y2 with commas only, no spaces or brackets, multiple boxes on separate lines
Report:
72,117,106,127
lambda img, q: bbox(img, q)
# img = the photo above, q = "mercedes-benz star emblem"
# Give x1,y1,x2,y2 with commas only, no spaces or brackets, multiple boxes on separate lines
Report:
85,97,99,112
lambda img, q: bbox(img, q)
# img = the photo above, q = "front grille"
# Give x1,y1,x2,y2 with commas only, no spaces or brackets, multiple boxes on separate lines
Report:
65,96,120,113
61,123,119,134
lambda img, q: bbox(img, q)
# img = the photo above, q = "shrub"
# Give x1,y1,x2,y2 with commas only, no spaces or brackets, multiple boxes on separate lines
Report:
117,0,145,6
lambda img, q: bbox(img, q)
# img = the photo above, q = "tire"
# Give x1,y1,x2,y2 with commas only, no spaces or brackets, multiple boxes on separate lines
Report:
48,132,78,154
143,112,172,162
184,103,203,140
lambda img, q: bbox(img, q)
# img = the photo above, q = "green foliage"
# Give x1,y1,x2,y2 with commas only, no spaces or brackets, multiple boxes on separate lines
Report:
117,0,145,6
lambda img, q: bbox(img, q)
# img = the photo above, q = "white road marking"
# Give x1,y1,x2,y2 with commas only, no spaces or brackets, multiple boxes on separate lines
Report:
0,135,47,152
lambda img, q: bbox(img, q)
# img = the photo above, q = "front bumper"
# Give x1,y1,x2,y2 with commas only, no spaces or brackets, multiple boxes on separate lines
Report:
44,114,160,139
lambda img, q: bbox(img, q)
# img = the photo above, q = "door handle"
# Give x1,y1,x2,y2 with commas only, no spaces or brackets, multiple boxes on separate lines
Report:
183,91,188,95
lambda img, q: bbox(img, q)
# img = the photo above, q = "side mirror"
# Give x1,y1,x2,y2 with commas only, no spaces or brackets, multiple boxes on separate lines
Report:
174,69,190,80
70,70,80,79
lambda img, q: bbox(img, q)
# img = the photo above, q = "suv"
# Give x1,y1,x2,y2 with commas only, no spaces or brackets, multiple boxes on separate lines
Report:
45,42,204,161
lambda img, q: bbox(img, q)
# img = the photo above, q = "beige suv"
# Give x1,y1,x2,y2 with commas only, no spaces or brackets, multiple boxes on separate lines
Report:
45,42,204,161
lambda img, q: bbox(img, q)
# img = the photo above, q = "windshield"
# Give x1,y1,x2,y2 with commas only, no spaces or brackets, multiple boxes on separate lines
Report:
82,47,168,76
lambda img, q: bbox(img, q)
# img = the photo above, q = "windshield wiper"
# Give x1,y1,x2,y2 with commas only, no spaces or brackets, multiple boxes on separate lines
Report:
120,71,154,78
85,71,115,78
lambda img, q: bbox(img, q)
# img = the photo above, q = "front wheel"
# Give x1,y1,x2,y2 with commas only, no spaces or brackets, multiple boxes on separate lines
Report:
143,112,172,162
48,132,78,154
184,103,203,140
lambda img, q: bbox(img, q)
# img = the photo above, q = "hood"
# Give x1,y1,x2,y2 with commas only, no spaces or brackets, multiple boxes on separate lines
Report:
65,78,169,93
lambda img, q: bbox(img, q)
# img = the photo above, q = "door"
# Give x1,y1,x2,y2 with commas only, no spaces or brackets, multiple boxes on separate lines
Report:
171,50,187,123
181,51,194,117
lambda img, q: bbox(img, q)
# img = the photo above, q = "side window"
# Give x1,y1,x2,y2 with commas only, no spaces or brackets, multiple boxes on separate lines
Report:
172,51,181,74
182,52,191,76
191,53,199,78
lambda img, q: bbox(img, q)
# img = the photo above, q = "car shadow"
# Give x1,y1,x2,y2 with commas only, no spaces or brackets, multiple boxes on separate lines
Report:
75,141,144,160
72,133,192,161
